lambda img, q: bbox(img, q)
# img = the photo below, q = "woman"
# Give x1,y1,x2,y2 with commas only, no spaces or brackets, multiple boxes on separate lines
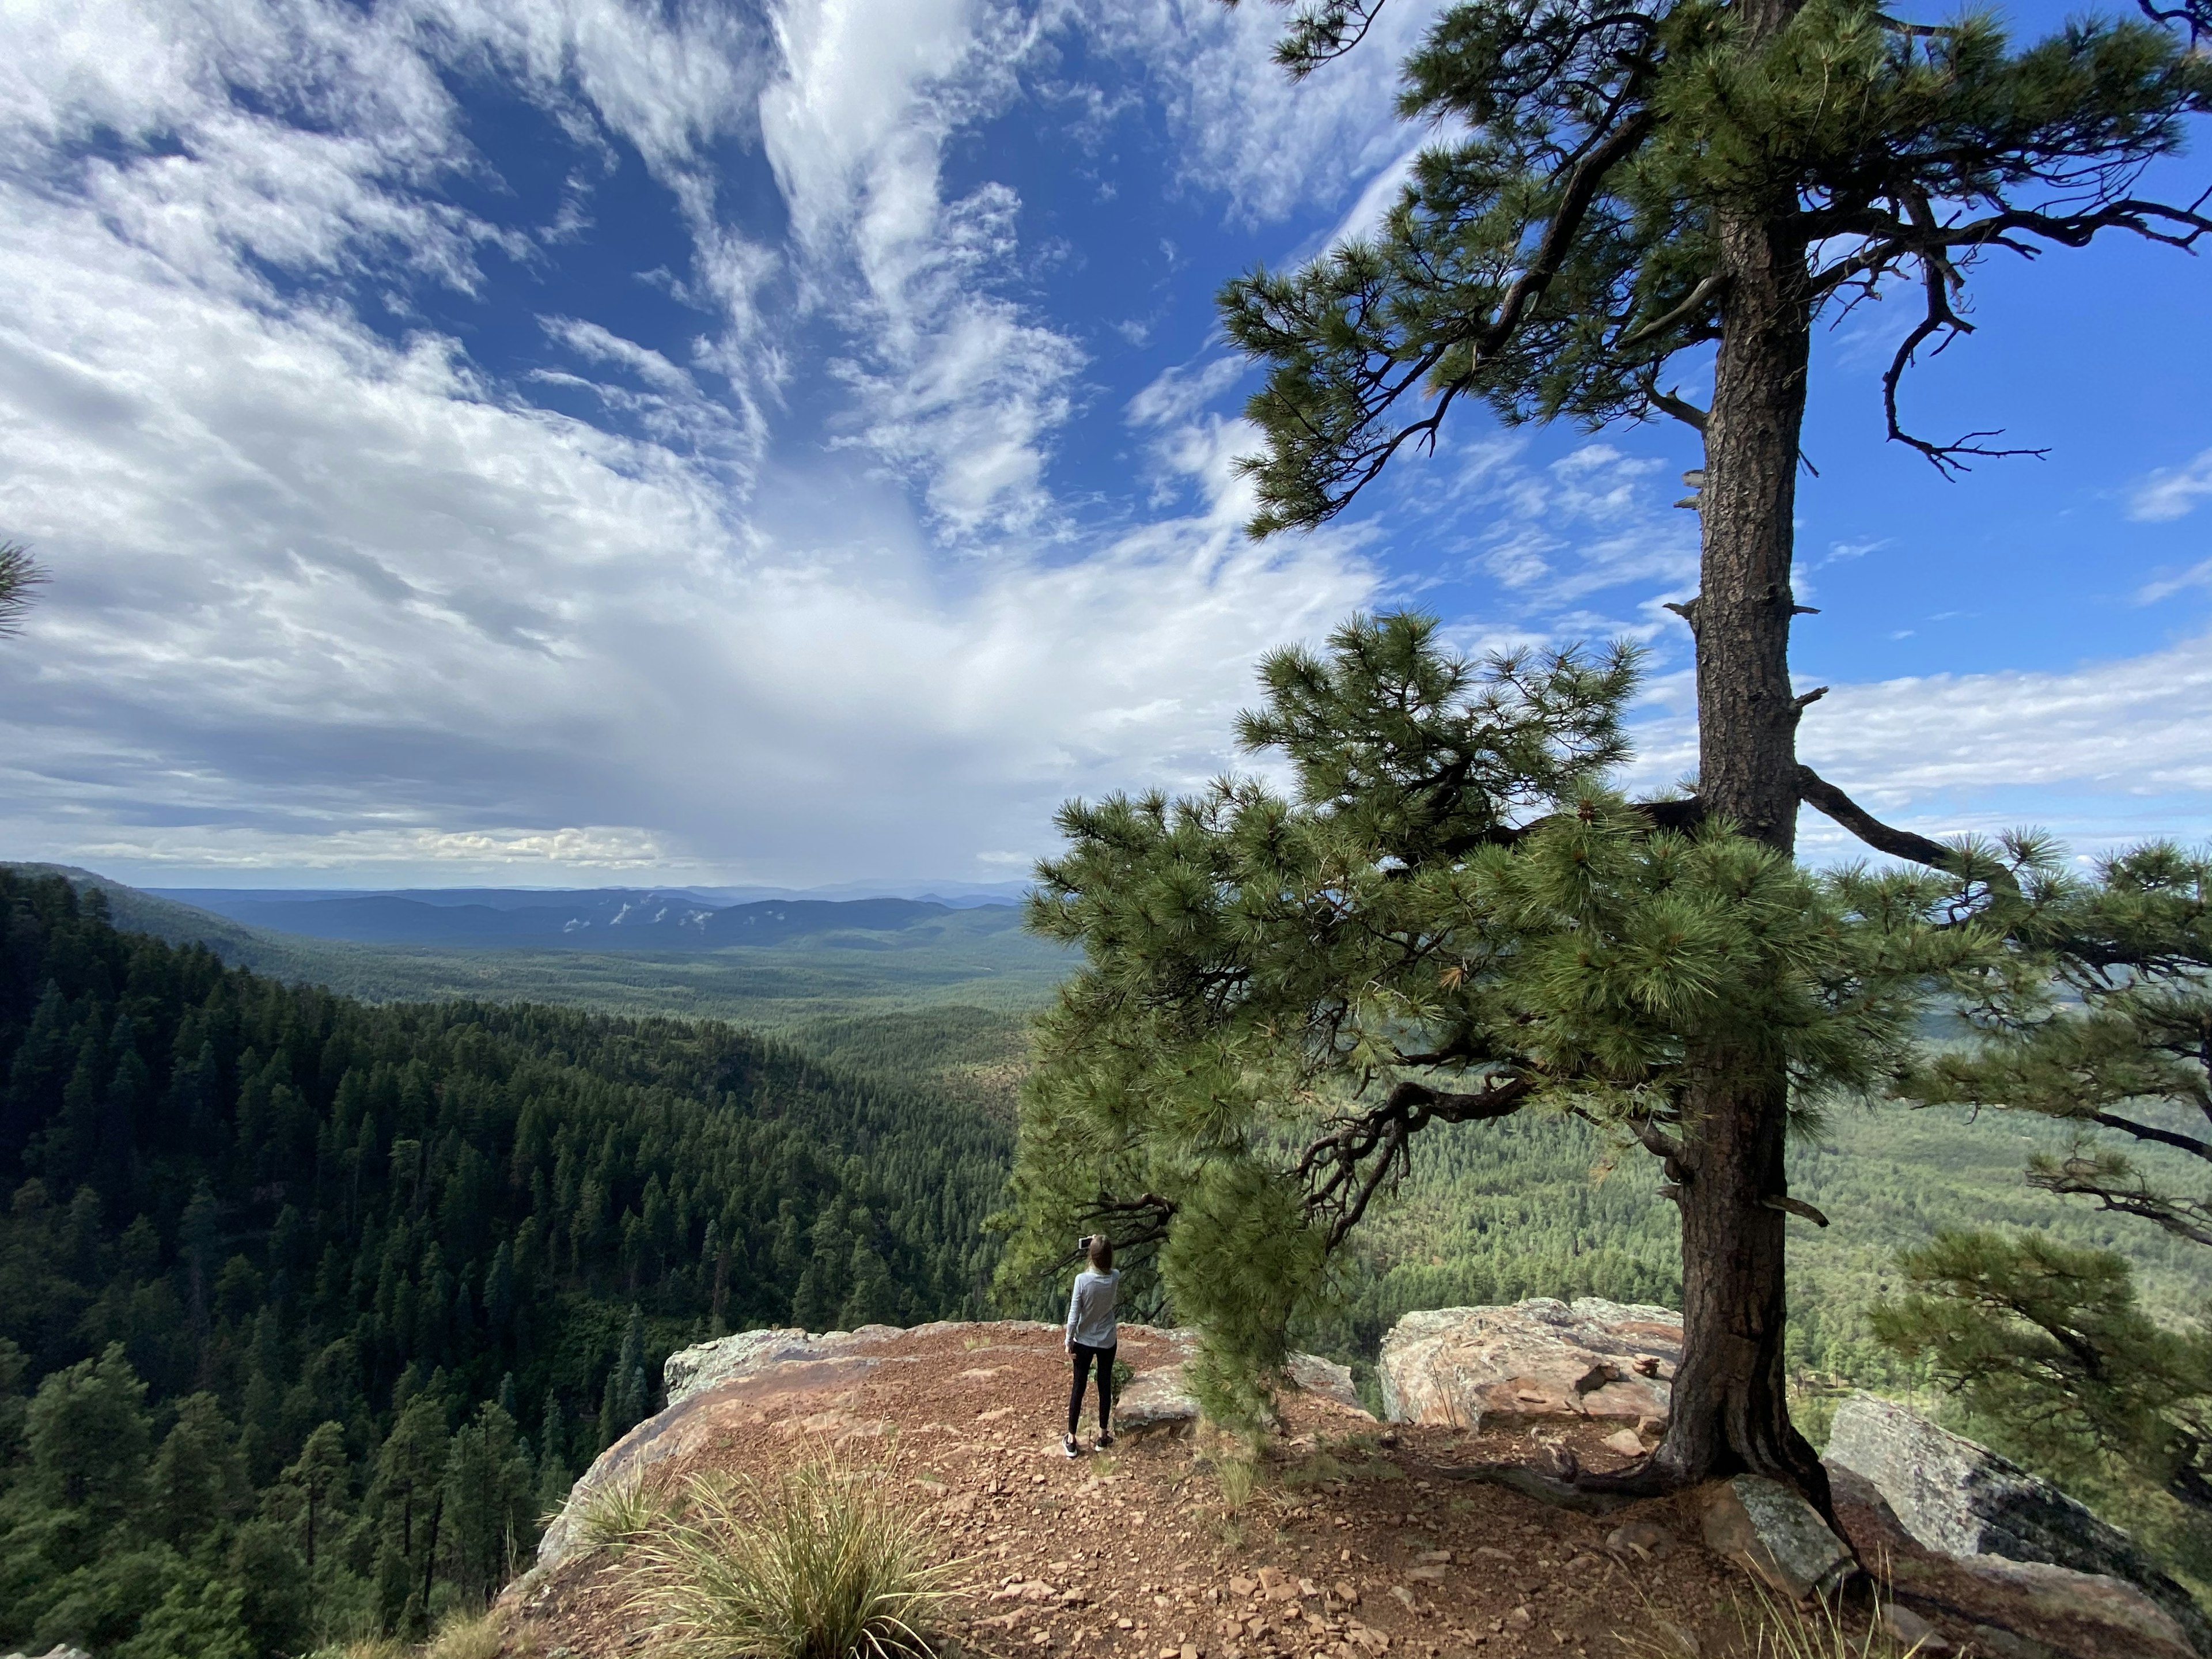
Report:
1063,1233,1119,1457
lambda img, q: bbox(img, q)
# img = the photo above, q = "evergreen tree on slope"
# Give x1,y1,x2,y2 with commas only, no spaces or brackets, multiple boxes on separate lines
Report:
1202,0,2209,1500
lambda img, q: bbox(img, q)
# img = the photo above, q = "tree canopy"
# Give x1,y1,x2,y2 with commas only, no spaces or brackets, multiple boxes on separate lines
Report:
998,613,1979,1426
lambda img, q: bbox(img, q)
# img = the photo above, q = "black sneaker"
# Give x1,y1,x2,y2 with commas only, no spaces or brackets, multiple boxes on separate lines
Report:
1096,1431,1116,1449
1062,1433,1081,1458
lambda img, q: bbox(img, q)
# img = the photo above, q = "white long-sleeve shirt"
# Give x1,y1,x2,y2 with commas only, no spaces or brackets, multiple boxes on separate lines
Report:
1066,1267,1120,1349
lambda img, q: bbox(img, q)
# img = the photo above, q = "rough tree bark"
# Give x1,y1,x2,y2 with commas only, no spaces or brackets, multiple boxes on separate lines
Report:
1649,123,1832,1505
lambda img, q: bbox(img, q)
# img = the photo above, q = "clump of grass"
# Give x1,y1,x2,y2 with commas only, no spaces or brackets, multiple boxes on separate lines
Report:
1741,1589,1928,1659
1278,1450,1350,1490
623,1448,961,1659
1615,1583,1930,1659
575,1464,681,1556
423,1608,509,1659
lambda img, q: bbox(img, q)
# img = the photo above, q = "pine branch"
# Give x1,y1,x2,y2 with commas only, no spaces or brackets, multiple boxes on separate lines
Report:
1795,766,1960,871
1884,254,2046,476
2086,1111,2212,1163
1297,1073,1535,1244
0,541,45,637
2031,1156,2212,1249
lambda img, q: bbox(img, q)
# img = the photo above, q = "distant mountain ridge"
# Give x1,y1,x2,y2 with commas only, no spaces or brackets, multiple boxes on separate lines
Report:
16,880,1029,953
144,888,1022,950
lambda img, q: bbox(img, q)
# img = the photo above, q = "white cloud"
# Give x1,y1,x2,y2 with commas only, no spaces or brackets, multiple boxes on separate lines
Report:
2129,447,2212,522
1127,355,1245,431
1422,438,1699,609
1089,0,1446,226
0,139,1376,883
759,0,1083,535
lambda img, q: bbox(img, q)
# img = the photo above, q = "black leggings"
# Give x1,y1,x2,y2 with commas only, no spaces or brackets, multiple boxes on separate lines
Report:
1068,1342,1115,1435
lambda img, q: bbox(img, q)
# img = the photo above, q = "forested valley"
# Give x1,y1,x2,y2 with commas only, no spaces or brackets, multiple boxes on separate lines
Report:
0,869,1009,1657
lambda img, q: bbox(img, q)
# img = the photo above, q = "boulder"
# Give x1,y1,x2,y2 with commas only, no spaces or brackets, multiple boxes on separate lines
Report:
1378,1298,1680,1430
1699,1474,1856,1602
1825,1394,2210,1659
660,1323,912,1408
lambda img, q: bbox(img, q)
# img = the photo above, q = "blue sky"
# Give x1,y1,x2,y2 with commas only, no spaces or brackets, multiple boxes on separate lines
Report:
0,0,2207,888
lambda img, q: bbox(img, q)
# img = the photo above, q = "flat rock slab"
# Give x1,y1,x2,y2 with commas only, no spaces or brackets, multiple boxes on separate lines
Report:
1378,1298,1679,1430
1825,1392,2209,1658
1701,1474,1856,1602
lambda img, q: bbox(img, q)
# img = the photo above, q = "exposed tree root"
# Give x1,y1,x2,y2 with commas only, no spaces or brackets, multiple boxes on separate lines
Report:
1431,1461,1653,1514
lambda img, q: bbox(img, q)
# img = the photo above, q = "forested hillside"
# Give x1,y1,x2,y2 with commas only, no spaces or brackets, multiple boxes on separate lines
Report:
0,870,1010,1657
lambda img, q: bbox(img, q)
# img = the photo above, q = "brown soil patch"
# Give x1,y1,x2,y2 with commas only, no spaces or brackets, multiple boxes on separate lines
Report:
506,1323,1980,1659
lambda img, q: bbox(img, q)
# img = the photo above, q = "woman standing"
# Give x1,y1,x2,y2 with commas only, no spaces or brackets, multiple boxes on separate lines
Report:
1063,1234,1119,1457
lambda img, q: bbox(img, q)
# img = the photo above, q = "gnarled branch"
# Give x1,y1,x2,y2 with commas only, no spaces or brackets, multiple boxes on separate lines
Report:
1298,1074,1535,1244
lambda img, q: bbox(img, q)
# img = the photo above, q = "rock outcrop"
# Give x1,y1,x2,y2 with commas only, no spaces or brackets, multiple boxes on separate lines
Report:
1826,1392,2209,1659
539,1320,1367,1573
1378,1298,1679,1431
1699,1473,1857,1602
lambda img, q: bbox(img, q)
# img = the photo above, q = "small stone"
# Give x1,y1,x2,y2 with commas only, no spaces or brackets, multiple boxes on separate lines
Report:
1257,1567,1285,1589
1183,1647,1202,1659
1563,1554,1601,1574
1406,1566,1446,1582
1118,1619,1136,1631
1504,1607,1533,1631
1390,1585,1418,1610
1230,1578,1257,1598
1332,1581,1359,1604
1604,1520,1672,1561
1416,1550,1452,1565
1603,1429,1646,1457
1878,1605,1948,1652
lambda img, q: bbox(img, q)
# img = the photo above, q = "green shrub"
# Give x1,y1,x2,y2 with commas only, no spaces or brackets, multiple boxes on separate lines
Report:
623,1449,959,1659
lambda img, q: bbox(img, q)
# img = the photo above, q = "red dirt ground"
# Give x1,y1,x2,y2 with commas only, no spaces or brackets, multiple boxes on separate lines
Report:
503,1323,1984,1659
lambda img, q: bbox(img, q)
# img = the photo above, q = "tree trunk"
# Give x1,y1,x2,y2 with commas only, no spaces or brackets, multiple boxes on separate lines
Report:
1650,191,1831,1509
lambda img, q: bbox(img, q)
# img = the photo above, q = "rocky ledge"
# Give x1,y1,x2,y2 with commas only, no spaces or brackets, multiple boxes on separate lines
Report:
1380,1304,2209,1659
541,1320,1362,1573
514,1313,2206,1659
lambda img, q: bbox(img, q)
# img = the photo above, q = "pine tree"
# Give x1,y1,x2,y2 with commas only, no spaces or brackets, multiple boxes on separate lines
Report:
1210,0,2211,1499
281,1419,350,1568
1006,615,1961,1453
149,1393,248,1547
1874,842,2212,1555
25,1342,150,1518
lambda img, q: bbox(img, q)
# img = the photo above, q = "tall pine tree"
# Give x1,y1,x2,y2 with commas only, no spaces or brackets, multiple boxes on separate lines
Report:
1202,0,2210,1499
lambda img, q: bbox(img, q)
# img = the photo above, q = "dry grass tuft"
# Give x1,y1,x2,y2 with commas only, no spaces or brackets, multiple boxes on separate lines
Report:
574,1464,681,1556
623,1446,963,1659
423,1608,509,1659
1615,1582,1929,1659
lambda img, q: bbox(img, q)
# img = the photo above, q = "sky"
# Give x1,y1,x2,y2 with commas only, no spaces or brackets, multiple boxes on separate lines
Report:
0,0,2207,890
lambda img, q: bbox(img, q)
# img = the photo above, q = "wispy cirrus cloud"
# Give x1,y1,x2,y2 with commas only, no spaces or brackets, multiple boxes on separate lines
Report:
2130,447,2212,524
